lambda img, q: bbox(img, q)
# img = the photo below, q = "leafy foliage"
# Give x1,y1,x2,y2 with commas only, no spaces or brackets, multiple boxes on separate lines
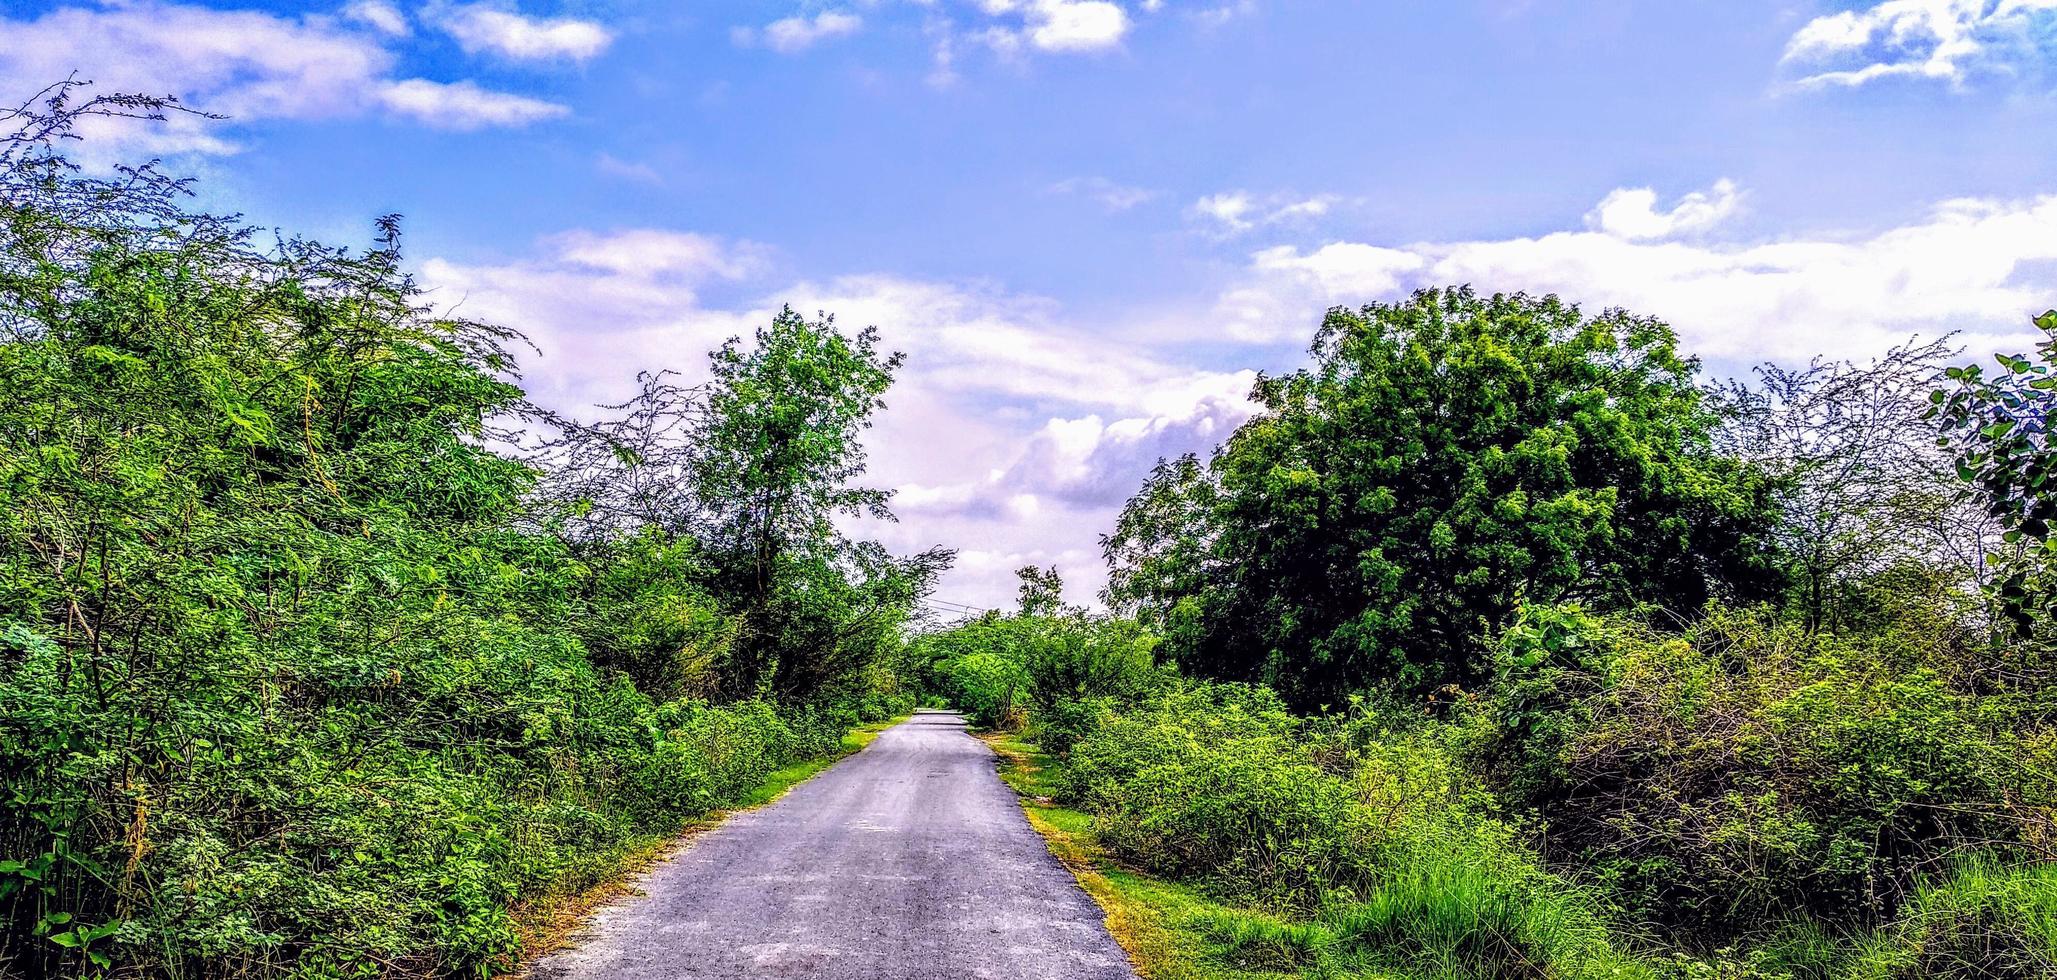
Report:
1934,310,2057,636
1003,295,2057,980
910,568,1161,738
1471,603,2049,934
1027,679,1649,979
688,308,952,704
0,88,930,977
1105,287,1783,707
8,73,2057,980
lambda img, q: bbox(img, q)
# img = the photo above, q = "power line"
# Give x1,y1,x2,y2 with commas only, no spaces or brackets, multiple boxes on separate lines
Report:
925,598,987,612
916,596,995,623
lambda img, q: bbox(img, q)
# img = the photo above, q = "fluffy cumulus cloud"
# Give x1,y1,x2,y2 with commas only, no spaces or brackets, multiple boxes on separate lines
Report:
1006,0,1133,52
733,10,863,53
430,2,614,62
1781,0,2057,88
415,230,767,410
1585,178,1741,240
0,4,391,132
910,389,1252,516
0,1,591,153
417,229,1256,608
1216,179,2057,363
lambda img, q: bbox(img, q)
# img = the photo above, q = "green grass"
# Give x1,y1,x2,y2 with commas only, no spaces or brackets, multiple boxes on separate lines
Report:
513,715,912,967
984,730,1670,980
737,714,911,807
985,732,1066,798
983,732,1324,980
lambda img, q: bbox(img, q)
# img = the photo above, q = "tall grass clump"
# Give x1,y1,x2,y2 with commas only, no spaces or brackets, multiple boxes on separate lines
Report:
1838,857,2057,980
1061,680,1649,978
1470,603,2050,936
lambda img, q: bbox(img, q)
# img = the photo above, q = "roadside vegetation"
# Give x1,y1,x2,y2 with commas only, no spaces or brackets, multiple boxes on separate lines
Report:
5,79,2057,980
0,88,935,977
923,290,2057,978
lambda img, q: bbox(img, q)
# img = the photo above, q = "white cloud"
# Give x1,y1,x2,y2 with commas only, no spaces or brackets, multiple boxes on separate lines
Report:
1193,192,1257,231
737,10,864,54
1780,0,2057,88
595,152,662,184
1216,181,2057,362
431,2,614,63
0,3,392,127
0,2,577,154
344,0,410,37
776,275,1247,418
918,389,1254,513
1023,0,1131,51
1271,196,1334,221
548,229,769,280
1586,178,1741,240
376,78,568,129
417,227,1255,608
417,232,766,415
1192,0,1259,28
925,22,963,87
950,0,1132,59
1051,176,1159,211
1191,190,1339,234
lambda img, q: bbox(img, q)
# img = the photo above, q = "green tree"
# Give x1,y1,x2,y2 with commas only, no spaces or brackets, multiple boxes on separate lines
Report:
1106,287,1781,707
0,86,919,976
693,307,951,702
0,87,564,973
1016,564,1067,616
1934,310,2057,639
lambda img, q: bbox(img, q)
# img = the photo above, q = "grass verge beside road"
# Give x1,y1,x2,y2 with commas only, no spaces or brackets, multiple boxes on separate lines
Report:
512,715,911,970
980,733,1305,980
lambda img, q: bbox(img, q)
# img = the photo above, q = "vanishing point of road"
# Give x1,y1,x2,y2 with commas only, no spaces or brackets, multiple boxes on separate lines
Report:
530,711,1139,980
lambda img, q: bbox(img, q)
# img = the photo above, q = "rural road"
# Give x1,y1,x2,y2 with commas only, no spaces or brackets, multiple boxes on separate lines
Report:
530,711,1138,980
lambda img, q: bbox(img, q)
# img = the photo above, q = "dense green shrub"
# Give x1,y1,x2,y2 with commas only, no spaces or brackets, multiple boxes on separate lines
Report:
1070,691,1369,904
1102,287,1783,708
0,92,927,977
913,599,1163,734
1064,681,1646,978
919,624,1032,728
1474,603,2047,934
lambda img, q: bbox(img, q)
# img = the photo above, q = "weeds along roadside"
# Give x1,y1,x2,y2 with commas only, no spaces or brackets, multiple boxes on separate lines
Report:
940,603,2057,980
512,713,908,966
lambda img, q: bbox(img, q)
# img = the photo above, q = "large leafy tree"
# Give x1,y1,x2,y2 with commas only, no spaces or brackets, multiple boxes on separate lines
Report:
1106,287,1781,707
692,308,951,702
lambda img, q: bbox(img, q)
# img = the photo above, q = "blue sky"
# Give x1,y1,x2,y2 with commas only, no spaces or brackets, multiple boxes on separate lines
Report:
5,0,2057,608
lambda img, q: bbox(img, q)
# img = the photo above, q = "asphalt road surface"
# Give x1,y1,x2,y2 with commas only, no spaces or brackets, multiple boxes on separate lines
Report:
530,711,1138,980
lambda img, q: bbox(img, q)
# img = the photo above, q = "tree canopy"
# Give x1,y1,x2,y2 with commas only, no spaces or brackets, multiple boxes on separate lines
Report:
0,87,946,976
1105,287,1783,706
